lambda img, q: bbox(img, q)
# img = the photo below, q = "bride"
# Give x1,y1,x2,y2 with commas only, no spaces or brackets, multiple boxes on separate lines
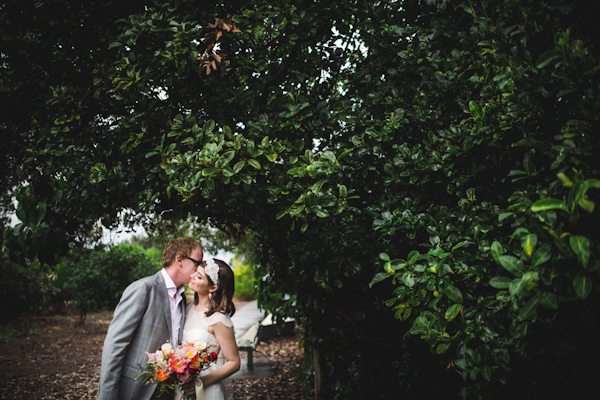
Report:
176,258,241,400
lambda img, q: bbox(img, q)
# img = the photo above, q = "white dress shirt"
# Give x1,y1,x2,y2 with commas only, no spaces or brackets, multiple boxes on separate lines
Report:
160,268,185,345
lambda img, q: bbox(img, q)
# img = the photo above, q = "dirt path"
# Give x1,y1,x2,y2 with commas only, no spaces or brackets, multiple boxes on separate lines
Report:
0,311,310,399
0,312,107,399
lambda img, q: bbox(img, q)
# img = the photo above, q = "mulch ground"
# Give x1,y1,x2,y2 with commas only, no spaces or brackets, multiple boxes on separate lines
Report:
0,310,311,400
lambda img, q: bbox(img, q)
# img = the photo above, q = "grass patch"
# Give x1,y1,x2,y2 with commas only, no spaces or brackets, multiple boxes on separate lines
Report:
0,328,20,343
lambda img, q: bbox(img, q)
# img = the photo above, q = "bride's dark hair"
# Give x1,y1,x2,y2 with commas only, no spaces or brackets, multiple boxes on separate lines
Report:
194,258,236,317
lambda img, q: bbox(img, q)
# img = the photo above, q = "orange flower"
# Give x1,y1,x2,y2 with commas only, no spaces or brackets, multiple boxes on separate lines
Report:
156,369,170,381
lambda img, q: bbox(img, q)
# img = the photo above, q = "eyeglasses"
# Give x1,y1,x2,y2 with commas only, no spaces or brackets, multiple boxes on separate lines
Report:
184,256,202,267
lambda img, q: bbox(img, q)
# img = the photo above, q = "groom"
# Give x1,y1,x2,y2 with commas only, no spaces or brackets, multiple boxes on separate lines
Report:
98,237,203,400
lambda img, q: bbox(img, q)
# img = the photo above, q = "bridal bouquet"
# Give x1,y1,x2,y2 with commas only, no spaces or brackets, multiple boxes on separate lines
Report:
140,341,218,398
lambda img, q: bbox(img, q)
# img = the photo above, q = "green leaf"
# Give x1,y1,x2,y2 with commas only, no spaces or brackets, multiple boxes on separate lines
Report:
260,135,270,147
436,342,451,355
445,285,463,304
509,277,527,296
203,120,215,133
289,206,303,217
520,271,538,291
536,50,560,69
468,100,481,119
531,198,568,213
454,358,467,370
445,304,462,321
219,150,236,166
407,250,427,264
521,234,537,256
240,175,253,185
489,277,511,289
577,198,595,213
275,209,288,220
287,166,305,177
574,178,599,212
402,272,415,287
33,202,47,226
573,275,592,299
570,235,590,266
315,209,329,218
498,255,525,277
201,167,217,177
531,243,551,267
369,272,390,287
394,304,412,321
320,150,336,163
518,295,540,321
389,259,406,271
539,292,558,309
222,166,235,177
586,178,600,188
248,159,262,170
300,222,308,233
498,212,514,222
311,180,325,194
232,160,246,173
491,241,503,264
557,172,572,186
482,365,492,382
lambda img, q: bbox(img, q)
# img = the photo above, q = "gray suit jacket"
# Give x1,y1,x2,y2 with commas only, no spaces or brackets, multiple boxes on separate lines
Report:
97,271,186,400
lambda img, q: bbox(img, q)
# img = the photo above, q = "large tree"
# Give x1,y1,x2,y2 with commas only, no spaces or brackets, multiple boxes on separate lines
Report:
2,0,599,398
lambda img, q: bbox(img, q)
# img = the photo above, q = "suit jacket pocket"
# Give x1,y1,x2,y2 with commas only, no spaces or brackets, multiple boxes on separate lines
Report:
122,364,144,380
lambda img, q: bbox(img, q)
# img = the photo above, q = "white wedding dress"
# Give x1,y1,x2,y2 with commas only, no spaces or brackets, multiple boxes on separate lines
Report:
174,303,234,400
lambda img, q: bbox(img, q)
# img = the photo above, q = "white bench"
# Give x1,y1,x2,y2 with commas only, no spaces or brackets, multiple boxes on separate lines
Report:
236,322,261,368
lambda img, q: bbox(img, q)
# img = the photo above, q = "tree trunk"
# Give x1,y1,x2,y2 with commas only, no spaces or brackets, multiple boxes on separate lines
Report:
312,338,323,400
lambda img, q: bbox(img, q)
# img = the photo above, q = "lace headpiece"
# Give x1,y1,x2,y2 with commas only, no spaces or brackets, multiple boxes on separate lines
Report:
205,258,220,286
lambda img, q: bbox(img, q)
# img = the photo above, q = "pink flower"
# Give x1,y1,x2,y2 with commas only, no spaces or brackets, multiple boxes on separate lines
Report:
170,355,188,374
143,340,218,392
178,369,193,383
181,344,197,361
146,352,157,364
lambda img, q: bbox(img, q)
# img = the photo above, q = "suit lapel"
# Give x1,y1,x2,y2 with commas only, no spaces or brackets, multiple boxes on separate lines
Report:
178,292,187,344
155,272,173,340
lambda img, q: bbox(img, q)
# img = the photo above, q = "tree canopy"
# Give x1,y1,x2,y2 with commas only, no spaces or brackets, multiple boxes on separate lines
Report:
2,0,599,398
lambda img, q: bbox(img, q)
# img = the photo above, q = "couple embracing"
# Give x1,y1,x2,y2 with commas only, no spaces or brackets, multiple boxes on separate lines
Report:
97,237,240,400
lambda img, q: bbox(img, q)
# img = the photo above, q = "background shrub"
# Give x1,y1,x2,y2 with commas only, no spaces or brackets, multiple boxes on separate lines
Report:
56,243,159,321
230,256,256,302
0,257,42,322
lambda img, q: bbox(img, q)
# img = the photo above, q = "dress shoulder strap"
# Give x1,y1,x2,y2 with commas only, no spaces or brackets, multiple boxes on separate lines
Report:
207,311,234,328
